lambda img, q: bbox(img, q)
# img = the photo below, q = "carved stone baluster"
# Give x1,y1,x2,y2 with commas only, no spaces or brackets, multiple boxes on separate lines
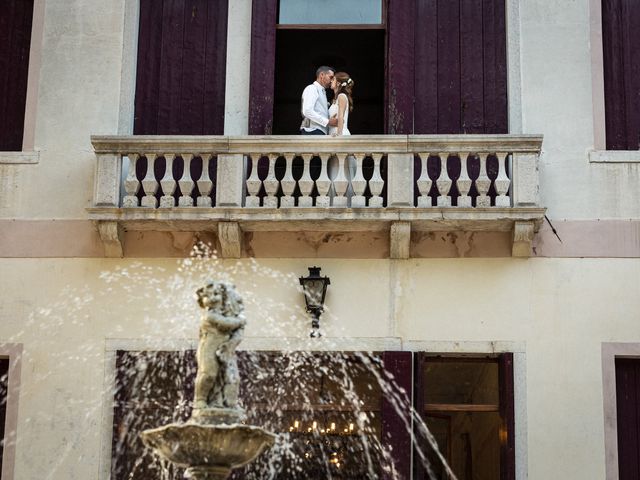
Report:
123,153,140,207
263,154,279,208
178,154,194,206
245,153,262,207
159,154,176,208
476,153,491,207
457,153,472,207
297,154,314,207
315,154,331,207
436,152,452,207
280,153,296,207
416,152,433,207
350,153,367,208
332,153,349,207
197,154,213,207
494,151,511,207
369,153,384,207
141,153,158,208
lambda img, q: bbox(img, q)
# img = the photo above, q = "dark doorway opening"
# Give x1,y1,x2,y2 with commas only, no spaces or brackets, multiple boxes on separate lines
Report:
272,29,385,135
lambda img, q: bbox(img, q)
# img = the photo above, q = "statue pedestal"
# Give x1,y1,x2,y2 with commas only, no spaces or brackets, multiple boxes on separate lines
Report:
191,407,246,425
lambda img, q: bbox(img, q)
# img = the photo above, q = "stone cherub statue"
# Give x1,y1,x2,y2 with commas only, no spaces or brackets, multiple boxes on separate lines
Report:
193,281,246,412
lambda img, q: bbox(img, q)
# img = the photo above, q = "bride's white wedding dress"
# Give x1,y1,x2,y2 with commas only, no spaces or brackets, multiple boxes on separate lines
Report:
328,93,355,205
328,94,350,136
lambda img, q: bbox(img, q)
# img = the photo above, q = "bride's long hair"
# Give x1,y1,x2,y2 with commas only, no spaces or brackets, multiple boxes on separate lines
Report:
333,71,355,112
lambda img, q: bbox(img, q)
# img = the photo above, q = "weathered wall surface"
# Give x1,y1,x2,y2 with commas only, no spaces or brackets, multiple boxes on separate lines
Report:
1,257,638,479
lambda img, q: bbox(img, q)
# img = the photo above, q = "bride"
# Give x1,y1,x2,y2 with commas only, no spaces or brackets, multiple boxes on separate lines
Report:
328,72,356,205
328,71,354,137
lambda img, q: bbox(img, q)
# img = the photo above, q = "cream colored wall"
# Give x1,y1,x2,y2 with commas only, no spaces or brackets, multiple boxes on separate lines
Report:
520,0,640,219
0,0,125,219
1,257,639,479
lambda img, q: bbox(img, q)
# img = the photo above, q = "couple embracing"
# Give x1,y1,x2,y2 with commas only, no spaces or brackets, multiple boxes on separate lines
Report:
300,66,355,137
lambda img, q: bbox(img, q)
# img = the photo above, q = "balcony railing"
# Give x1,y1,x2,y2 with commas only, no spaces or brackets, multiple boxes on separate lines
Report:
89,134,544,258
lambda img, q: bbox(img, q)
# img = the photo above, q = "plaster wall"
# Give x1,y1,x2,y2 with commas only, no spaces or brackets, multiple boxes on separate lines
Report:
0,0,639,223
519,0,640,219
0,257,638,479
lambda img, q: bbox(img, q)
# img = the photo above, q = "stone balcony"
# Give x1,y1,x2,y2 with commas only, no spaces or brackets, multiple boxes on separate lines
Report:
88,134,545,258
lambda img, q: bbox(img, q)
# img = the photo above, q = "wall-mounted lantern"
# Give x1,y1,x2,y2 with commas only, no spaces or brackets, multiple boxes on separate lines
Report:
299,266,330,337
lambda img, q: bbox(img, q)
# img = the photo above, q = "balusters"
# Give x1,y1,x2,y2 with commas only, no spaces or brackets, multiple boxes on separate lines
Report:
245,153,262,207
494,152,511,207
111,144,521,211
457,153,472,207
123,153,140,207
331,153,349,207
436,152,452,207
350,154,367,208
298,154,314,207
141,153,158,208
177,154,194,206
263,154,279,208
315,154,331,207
197,154,213,207
369,154,384,207
159,154,176,208
416,152,433,207
280,154,296,207
475,153,491,207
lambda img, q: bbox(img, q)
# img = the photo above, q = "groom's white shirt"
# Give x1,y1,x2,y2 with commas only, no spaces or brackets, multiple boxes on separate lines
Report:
301,81,329,133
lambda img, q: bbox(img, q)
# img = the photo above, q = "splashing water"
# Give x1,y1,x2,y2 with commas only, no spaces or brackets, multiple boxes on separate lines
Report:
2,241,458,479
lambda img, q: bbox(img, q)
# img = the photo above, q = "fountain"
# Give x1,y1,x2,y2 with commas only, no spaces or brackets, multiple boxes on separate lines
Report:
140,280,277,480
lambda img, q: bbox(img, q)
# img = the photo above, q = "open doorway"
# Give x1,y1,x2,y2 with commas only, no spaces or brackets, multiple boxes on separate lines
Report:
272,29,385,135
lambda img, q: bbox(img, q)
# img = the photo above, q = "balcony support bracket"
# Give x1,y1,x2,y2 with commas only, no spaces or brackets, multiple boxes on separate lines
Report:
218,222,243,258
390,221,411,259
512,220,535,257
97,221,124,258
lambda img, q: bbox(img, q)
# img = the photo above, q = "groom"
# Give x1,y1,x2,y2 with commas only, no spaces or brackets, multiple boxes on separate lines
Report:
300,66,338,135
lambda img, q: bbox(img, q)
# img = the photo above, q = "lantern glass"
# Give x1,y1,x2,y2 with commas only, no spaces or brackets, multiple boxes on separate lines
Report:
299,267,330,311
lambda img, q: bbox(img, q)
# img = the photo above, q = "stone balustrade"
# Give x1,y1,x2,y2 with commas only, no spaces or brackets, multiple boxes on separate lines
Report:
89,134,544,258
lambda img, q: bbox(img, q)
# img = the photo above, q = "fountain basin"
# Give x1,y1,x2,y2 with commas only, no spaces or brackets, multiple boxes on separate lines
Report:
141,422,276,479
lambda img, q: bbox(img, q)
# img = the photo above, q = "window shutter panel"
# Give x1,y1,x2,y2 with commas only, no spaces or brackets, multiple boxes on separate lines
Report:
0,0,33,151
413,0,507,134
499,352,516,480
602,0,640,150
248,0,277,135
134,0,227,135
387,0,415,134
381,351,413,480
0,358,9,474
615,358,640,478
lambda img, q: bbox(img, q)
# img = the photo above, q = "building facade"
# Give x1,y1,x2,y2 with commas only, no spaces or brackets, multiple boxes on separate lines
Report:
1,0,640,478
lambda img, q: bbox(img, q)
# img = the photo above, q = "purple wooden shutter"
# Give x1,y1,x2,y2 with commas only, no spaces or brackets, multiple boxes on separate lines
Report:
499,352,516,480
412,352,427,479
248,0,277,135
0,358,9,475
615,358,640,479
413,0,508,134
0,0,34,151
381,351,412,480
134,0,228,135
387,0,415,134
602,0,640,150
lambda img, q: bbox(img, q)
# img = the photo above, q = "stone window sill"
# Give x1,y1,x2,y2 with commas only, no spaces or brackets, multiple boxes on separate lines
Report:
589,150,640,163
0,151,39,164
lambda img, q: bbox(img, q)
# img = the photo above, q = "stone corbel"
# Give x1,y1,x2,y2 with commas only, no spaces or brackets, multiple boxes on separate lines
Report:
512,220,535,257
97,221,124,258
390,221,411,259
218,222,243,258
